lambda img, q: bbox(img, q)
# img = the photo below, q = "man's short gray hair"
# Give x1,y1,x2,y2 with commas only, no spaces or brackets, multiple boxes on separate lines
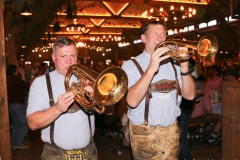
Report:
52,37,76,54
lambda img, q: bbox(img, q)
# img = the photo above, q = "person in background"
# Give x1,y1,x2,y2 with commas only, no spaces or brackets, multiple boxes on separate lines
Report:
121,21,195,159
44,60,55,74
191,65,222,143
7,64,30,149
208,69,239,146
27,37,97,159
24,63,33,84
37,62,49,76
18,60,26,81
31,62,40,78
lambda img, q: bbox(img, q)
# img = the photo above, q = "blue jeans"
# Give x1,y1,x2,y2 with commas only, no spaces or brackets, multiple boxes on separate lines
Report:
9,103,29,147
178,111,192,160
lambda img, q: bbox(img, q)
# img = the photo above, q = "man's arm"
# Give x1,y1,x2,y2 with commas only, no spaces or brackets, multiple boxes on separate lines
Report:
180,64,196,100
27,106,62,130
125,48,170,108
126,68,155,108
27,91,74,130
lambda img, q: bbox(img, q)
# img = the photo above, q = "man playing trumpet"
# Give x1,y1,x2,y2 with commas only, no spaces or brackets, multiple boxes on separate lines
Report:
121,21,195,160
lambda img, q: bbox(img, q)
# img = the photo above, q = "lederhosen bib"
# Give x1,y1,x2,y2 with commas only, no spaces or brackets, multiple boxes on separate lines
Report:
131,59,181,125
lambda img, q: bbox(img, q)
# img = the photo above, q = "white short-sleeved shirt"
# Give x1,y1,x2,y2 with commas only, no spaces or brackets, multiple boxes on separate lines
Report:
121,51,182,127
27,70,95,150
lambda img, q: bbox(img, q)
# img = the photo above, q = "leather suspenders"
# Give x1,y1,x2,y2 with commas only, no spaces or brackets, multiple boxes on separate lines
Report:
131,59,180,126
131,59,152,125
45,73,93,147
170,61,181,102
46,73,57,147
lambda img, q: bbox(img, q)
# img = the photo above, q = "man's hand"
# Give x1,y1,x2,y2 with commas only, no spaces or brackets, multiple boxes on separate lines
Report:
84,86,94,97
178,47,190,70
55,91,75,113
149,47,170,74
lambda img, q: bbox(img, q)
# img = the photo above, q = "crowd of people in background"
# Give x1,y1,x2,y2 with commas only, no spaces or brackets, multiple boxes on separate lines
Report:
178,56,240,160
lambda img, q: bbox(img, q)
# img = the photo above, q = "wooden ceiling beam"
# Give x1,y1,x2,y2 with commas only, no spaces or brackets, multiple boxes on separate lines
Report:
207,1,238,49
76,0,145,4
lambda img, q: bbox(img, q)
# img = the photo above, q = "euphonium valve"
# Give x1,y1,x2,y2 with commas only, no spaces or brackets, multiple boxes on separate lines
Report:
65,64,128,114
155,34,218,61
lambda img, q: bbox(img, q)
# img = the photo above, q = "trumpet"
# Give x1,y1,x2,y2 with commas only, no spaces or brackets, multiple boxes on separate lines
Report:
65,64,128,114
155,34,218,61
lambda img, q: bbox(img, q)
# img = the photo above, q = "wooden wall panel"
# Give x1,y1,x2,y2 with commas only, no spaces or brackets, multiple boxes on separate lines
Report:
222,82,240,159
0,1,12,160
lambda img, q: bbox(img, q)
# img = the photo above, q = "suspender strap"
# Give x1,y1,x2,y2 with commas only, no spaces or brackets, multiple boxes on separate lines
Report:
45,73,94,147
87,112,93,143
131,59,152,125
46,73,57,147
170,62,181,104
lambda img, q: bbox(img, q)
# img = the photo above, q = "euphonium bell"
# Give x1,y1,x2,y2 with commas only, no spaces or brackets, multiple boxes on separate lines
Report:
155,34,218,61
65,64,128,114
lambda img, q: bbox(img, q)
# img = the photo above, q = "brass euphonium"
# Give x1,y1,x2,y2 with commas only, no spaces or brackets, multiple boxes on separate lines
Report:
155,34,218,61
65,64,128,114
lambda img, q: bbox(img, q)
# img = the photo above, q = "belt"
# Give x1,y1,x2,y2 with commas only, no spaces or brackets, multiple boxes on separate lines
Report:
46,142,87,160
150,79,176,93
62,149,87,160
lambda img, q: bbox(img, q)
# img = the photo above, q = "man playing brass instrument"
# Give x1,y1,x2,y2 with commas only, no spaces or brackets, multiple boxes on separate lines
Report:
121,21,195,159
27,37,97,159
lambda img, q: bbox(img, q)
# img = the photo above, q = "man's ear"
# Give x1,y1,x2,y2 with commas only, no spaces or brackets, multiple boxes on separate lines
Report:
141,34,146,43
51,53,55,63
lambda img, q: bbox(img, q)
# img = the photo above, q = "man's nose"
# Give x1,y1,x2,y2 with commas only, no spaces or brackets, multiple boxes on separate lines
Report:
157,35,163,41
66,56,72,63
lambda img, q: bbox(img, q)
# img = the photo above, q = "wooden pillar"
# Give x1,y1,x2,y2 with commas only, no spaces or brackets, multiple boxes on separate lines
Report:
4,2,16,66
0,1,12,160
222,82,240,159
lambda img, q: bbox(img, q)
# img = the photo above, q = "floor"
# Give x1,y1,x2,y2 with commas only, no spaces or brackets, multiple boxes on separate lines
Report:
12,120,222,160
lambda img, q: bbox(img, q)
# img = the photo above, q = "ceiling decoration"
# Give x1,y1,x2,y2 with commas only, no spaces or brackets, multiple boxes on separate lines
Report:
66,19,86,32
102,2,129,15
142,5,197,21
45,0,211,42
152,0,208,5
5,0,239,61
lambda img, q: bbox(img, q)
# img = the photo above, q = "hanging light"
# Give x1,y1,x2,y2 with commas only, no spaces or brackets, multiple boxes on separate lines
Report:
89,35,122,42
66,4,73,19
180,6,184,11
21,44,27,48
159,7,164,12
53,21,61,32
21,1,32,16
66,24,85,32
142,4,196,22
66,19,85,32
170,5,174,10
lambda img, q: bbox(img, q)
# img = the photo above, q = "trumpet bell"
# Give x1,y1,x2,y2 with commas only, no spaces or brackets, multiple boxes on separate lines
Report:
197,34,218,60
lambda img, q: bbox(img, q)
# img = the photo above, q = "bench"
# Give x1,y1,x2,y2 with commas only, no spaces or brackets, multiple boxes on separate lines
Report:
189,113,220,127
188,113,220,145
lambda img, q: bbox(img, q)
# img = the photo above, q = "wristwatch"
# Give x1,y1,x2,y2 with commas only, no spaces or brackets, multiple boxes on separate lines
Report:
181,70,191,76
